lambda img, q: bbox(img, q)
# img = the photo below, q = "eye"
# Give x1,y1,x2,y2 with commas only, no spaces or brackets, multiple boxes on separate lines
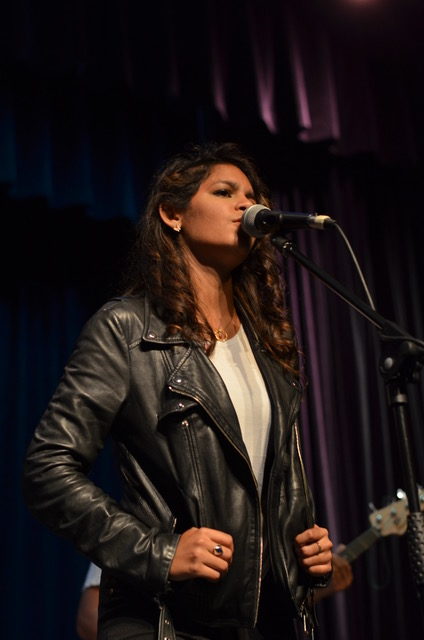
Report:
213,189,232,197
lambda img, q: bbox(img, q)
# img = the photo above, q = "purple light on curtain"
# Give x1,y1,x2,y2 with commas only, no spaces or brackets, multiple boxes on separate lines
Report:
285,7,340,142
285,12,312,131
211,69,228,121
209,34,229,121
299,38,340,143
247,4,278,133
207,2,231,122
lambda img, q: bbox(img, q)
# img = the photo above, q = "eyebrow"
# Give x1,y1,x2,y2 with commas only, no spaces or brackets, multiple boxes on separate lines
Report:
211,179,237,188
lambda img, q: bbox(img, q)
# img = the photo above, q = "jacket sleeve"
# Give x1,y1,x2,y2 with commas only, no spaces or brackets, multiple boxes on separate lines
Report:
22,304,179,594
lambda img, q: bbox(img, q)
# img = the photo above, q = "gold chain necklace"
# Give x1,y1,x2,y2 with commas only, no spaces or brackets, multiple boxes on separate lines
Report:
213,310,238,342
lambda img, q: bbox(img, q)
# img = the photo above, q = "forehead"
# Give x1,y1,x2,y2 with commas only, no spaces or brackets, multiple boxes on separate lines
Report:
201,163,252,188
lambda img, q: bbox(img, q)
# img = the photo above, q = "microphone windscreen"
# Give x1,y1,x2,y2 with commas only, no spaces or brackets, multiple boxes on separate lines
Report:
241,204,271,237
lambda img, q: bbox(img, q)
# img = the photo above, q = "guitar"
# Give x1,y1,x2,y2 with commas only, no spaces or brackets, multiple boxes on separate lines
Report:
339,487,424,564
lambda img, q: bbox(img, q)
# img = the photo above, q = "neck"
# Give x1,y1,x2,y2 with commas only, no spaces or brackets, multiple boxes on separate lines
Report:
186,255,237,334
195,271,235,320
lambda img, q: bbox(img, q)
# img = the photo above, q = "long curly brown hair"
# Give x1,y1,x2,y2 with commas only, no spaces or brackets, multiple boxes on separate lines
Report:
123,142,299,375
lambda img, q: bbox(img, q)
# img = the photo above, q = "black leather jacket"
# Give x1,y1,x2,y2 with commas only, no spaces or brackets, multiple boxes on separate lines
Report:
23,295,321,630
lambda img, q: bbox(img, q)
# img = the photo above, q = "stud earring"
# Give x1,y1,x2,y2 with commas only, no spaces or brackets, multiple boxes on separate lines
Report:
174,222,182,232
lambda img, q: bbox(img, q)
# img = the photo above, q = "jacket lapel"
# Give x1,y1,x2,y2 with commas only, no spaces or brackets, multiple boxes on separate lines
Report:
167,345,248,456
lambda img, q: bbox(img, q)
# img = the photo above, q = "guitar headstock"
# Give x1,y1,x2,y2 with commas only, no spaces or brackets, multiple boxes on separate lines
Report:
368,486,424,538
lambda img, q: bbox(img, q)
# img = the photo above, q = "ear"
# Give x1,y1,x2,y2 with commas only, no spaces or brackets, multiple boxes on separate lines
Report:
159,204,182,231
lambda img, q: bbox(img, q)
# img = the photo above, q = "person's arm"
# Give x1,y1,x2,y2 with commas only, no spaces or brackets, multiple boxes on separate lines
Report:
76,586,99,640
22,305,178,591
314,550,353,602
76,563,102,640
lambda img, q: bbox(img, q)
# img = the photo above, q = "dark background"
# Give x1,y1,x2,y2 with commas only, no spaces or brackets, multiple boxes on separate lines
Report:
1,1,424,638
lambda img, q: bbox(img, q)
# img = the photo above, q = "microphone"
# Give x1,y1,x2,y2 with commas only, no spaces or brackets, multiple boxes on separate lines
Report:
241,204,336,238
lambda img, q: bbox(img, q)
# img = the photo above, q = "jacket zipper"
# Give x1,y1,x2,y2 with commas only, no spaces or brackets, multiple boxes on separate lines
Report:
293,421,314,528
255,503,263,626
299,591,316,638
294,421,316,636
169,384,263,627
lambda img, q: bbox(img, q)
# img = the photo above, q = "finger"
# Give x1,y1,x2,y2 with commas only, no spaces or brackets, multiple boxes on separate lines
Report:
295,524,329,547
295,527,333,562
208,543,232,565
296,539,332,561
187,527,233,550
306,563,333,576
204,528,234,552
300,551,333,575
300,549,333,569
211,543,225,557
204,543,229,561
296,536,333,574
192,527,234,555
204,554,231,576
196,553,231,583
189,528,233,570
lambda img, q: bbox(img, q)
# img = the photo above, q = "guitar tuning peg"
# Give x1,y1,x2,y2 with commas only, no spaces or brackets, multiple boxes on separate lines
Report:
368,502,377,512
397,488,407,500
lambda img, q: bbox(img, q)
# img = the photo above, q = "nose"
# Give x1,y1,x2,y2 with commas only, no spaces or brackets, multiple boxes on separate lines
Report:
237,197,254,212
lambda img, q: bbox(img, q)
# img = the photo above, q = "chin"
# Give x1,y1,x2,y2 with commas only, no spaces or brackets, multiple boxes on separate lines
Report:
229,245,253,270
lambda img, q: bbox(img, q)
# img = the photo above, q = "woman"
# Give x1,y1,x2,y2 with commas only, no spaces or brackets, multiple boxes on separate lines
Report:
23,142,332,639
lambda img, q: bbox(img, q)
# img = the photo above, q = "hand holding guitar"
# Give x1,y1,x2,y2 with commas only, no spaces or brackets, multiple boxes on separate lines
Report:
315,546,353,602
315,488,424,603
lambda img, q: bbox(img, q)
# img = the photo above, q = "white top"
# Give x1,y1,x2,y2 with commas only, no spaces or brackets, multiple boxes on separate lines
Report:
82,562,102,591
209,325,271,494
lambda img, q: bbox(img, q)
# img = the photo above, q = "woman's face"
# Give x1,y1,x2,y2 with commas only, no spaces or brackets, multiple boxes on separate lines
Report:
172,163,257,273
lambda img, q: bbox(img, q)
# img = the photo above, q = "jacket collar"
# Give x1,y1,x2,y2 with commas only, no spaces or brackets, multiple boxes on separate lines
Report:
141,296,187,345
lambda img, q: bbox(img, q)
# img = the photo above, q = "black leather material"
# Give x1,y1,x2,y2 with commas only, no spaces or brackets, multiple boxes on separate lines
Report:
158,603,176,640
23,295,321,629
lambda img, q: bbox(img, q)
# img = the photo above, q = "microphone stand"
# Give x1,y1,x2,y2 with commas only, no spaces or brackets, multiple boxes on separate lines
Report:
271,234,424,622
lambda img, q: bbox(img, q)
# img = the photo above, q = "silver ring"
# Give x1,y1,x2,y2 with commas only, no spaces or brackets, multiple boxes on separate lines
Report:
212,544,223,556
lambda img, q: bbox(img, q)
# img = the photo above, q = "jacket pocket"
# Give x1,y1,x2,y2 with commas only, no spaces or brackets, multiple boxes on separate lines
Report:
117,443,176,531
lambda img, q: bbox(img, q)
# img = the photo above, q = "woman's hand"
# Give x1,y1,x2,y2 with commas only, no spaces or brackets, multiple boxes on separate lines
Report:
169,527,234,582
295,524,333,576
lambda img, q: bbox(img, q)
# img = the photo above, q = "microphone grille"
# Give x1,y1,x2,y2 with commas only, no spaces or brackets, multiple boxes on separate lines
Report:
241,204,271,237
